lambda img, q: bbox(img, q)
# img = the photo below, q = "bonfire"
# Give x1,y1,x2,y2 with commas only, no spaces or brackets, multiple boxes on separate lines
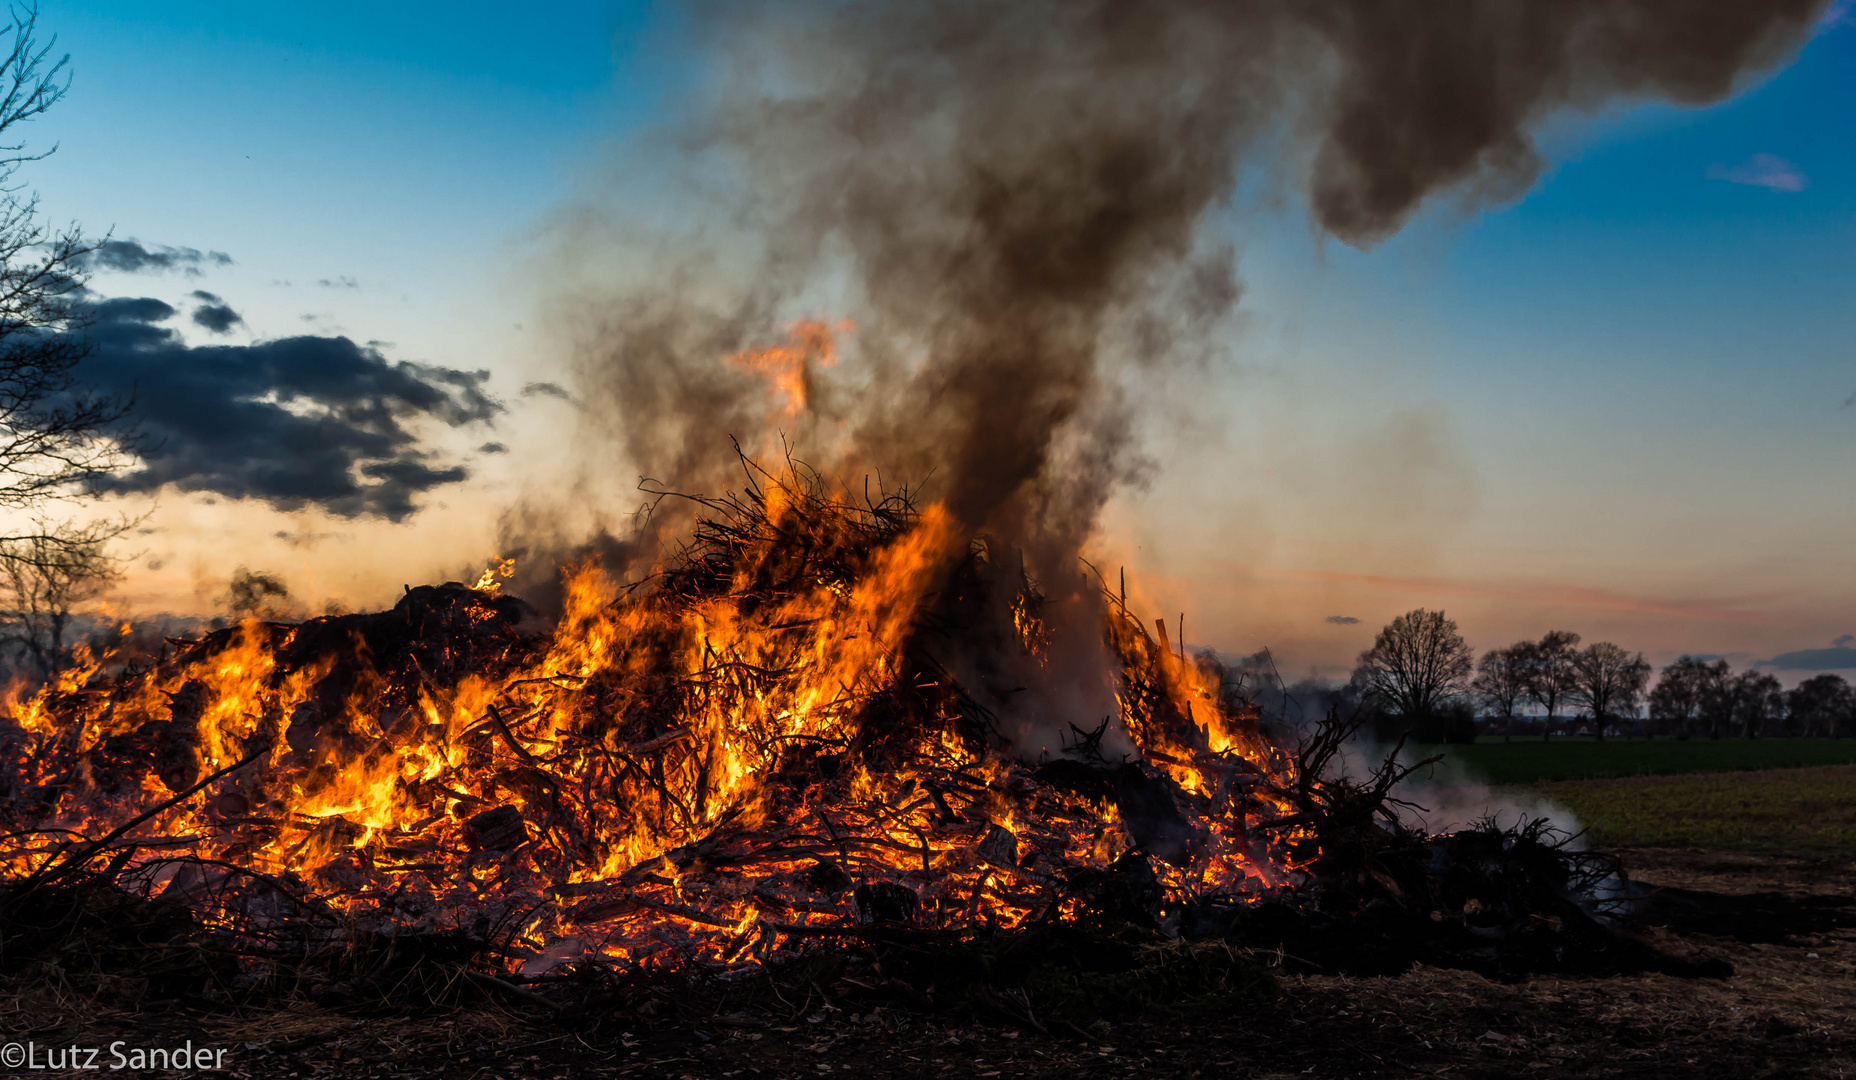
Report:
0,459,1277,949
0,454,1691,1013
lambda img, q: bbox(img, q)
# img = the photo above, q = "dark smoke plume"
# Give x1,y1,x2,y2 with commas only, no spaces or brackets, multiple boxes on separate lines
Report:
546,0,1822,741
568,0,1820,555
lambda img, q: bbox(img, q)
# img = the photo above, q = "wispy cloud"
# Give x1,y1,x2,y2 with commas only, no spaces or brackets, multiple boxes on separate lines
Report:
1263,568,1766,623
1324,615,1360,625
1707,152,1808,193
521,381,573,401
80,239,234,276
1819,0,1854,30
1757,647,1856,671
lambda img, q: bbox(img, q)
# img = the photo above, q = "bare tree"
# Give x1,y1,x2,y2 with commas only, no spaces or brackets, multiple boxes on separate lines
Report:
1472,642,1531,742
1730,669,1783,740
1681,661,1781,740
1568,641,1650,741
1649,655,1713,738
1353,609,1474,734
1786,674,1854,739
0,516,116,677
1684,658,1737,740
0,8,130,502
1521,630,1580,741
225,567,295,620
0,7,136,677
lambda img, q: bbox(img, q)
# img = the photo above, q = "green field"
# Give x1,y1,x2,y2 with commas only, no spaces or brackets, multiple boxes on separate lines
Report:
1515,764,1856,852
1421,739,1856,852
1436,737,1856,784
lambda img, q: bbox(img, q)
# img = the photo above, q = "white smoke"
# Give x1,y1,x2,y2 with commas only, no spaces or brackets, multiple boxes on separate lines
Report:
1332,738,1585,844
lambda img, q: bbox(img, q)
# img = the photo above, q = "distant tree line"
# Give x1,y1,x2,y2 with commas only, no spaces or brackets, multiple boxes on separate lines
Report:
1340,609,1854,743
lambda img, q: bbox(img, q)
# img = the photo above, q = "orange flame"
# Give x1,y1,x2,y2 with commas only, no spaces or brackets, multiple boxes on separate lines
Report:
727,319,851,420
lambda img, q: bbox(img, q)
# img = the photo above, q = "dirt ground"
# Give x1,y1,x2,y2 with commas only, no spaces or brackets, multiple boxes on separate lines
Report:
4,847,1851,1079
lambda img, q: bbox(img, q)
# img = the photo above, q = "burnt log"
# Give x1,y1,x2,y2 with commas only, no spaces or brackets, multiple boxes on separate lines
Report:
1063,850,1164,926
977,823,1018,871
1113,764,1195,867
1033,758,1115,802
464,805,528,851
150,680,212,794
807,858,852,896
854,881,920,925
284,702,323,754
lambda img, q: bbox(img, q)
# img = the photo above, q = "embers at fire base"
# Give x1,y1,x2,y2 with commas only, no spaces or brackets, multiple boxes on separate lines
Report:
0,457,1708,1005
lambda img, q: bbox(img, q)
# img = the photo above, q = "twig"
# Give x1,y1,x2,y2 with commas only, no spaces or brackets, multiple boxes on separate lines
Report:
11,745,266,898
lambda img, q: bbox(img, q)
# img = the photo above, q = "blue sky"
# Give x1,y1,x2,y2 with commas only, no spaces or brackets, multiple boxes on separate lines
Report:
31,1,688,384
25,2,1856,678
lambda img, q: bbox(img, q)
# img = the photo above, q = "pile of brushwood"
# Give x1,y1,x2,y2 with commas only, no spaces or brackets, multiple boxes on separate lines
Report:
0,464,1723,1024
1198,712,1732,982
0,705,1722,1029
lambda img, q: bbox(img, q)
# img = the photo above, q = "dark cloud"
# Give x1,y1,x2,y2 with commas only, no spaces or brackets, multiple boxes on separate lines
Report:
193,305,244,333
93,296,177,324
1759,647,1856,671
1325,615,1361,625
1758,637,1856,670
81,240,233,276
478,442,508,454
189,291,244,334
79,297,502,520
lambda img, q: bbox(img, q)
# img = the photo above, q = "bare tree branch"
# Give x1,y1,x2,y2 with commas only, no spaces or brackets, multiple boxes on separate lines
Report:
0,515,127,677
0,7,139,680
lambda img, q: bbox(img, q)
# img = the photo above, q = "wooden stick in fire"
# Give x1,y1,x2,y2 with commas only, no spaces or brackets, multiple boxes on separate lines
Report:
11,745,268,898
